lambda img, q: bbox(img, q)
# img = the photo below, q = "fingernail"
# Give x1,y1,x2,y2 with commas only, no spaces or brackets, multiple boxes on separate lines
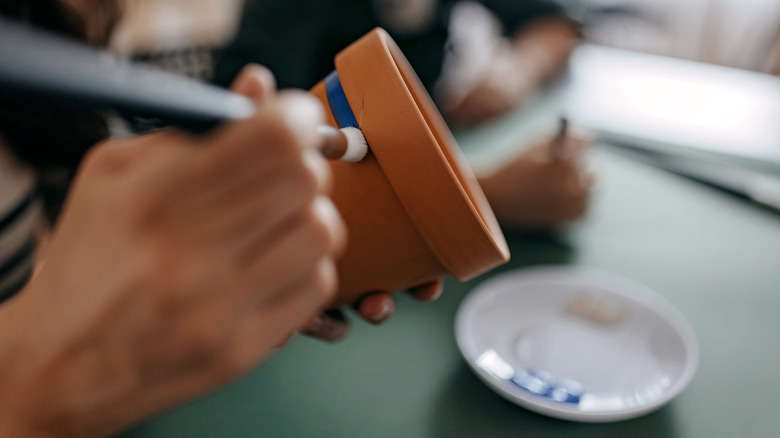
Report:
303,315,323,333
370,300,393,324
430,284,444,301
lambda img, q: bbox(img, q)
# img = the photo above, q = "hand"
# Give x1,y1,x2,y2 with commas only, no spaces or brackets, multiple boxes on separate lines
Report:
299,279,444,342
478,135,595,230
0,65,345,437
442,42,533,128
441,18,579,128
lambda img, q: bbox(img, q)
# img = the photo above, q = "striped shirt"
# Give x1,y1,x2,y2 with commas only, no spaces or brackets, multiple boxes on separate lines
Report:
0,145,42,302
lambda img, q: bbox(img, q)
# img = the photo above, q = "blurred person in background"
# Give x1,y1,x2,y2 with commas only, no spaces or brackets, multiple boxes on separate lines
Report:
102,0,594,231
215,0,581,128
213,0,594,230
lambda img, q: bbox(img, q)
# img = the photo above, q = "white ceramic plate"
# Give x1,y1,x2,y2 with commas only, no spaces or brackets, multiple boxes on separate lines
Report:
455,266,698,422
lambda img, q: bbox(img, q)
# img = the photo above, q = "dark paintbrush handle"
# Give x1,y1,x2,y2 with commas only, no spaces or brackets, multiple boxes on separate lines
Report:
0,17,254,132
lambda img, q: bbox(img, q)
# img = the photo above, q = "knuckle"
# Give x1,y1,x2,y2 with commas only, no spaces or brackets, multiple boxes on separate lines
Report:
277,91,325,129
207,113,298,171
284,260,338,310
178,329,222,364
303,149,332,193
234,95,324,173
145,254,204,309
317,197,347,254
286,156,322,200
79,142,125,175
302,217,333,257
301,199,344,257
144,308,223,364
250,112,301,159
128,189,168,225
308,259,339,304
213,345,258,382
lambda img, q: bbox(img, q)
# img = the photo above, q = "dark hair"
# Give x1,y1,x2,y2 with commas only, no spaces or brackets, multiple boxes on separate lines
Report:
0,0,119,222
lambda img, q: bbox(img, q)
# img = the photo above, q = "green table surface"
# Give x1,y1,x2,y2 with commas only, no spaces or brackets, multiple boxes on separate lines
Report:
120,96,780,438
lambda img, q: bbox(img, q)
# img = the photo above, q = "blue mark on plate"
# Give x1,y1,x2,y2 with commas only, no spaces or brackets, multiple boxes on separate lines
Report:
510,369,583,404
474,350,583,405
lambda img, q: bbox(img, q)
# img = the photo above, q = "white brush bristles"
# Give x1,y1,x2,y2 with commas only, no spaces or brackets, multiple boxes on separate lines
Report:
340,127,369,162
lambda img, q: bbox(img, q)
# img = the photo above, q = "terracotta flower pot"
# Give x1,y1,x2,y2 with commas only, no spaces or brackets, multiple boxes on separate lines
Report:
310,28,510,307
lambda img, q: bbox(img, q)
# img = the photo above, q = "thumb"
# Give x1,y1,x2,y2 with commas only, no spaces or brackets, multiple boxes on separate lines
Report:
230,64,277,102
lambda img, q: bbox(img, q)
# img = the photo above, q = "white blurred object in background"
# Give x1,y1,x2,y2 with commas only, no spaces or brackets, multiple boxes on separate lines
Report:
373,0,439,34
111,0,244,54
566,44,780,172
582,0,780,74
110,0,244,81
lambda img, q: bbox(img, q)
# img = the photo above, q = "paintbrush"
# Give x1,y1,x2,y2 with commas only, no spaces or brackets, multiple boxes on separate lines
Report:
0,17,368,161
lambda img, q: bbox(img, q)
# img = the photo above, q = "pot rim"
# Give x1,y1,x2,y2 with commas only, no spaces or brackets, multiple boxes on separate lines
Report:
334,28,510,280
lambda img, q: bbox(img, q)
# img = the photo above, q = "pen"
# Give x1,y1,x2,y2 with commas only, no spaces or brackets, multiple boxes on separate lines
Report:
551,116,568,160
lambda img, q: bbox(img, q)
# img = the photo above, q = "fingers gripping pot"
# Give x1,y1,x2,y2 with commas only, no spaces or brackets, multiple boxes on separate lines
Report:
310,28,510,307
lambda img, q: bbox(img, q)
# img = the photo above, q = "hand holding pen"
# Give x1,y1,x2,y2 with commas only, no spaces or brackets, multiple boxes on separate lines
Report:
478,116,596,229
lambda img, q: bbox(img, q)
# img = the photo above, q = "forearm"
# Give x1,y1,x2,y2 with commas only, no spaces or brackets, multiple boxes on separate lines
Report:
0,287,66,438
509,17,580,86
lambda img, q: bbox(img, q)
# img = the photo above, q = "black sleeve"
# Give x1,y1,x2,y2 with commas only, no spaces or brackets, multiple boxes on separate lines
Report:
213,0,451,93
213,0,378,90
473,0,567,36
